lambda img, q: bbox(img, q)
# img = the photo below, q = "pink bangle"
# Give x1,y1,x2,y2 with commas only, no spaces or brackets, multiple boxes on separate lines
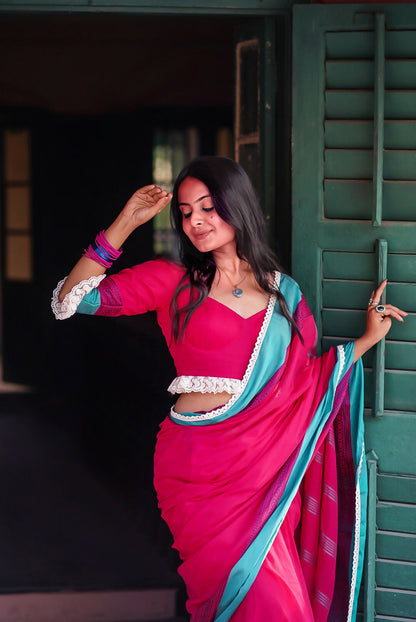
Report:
83,230,123,268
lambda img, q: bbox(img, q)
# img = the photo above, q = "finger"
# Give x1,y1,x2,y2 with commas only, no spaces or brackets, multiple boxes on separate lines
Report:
154,193,172,212
383,309,407,322
373,279,388,301
136,184,156,194
148,186,167,197
373,304,408,317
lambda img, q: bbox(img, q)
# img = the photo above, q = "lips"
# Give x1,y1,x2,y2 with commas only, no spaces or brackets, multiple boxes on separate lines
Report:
193,230,212,240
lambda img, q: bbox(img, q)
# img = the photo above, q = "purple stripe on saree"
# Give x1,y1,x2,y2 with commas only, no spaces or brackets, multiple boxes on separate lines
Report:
97,276,123,316
194,362,355,622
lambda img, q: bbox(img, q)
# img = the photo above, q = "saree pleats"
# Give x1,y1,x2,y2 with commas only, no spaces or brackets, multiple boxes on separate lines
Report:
154,288,366,622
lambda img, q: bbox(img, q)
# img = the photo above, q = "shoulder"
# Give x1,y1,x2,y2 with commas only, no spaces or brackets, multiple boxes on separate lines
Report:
129,257,186,279
277,272,303,310
279,272,301,291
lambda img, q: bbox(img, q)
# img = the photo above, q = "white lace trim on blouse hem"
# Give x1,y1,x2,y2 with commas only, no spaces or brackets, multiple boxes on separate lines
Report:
170,271,281,422
167,376,242,395
51,274,106,320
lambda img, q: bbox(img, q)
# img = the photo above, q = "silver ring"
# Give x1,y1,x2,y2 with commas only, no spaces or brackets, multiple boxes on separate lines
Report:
368,298,373,306
375,304,385,313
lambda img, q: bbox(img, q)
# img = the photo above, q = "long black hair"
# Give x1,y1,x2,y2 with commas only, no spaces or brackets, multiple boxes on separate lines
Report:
169,156,300,341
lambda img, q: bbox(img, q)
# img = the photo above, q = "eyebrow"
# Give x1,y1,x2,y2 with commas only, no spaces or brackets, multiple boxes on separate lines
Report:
178,194,211,207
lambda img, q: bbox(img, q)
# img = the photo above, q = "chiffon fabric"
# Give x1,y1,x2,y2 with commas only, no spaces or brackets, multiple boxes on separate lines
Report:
56,262,366,621
154,278,366,622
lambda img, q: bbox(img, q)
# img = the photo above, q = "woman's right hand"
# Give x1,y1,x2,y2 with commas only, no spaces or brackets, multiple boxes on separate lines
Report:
58,185,172,302
116,185,173,232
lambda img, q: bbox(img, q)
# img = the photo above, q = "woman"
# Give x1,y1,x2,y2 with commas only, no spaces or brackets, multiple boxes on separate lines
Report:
52,156,406,622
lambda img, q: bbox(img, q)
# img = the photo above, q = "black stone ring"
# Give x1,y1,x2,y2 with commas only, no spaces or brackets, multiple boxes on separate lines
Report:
375,304,386,313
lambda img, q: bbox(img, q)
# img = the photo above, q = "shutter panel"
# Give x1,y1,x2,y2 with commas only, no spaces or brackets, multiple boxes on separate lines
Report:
293,5,416,620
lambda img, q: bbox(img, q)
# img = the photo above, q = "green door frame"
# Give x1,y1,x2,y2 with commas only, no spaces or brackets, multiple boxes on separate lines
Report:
0,0,295,16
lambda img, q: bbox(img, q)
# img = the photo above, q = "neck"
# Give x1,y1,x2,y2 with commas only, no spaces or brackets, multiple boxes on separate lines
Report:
213,246,246,275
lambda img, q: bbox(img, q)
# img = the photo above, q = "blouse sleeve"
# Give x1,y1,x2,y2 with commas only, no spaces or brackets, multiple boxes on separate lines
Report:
51,259,184,320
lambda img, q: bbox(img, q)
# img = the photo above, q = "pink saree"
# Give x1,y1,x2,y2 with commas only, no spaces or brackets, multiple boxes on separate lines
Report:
154,274,366,622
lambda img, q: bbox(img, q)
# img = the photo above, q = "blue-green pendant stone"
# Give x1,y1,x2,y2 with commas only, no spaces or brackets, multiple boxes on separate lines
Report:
233,288,243,298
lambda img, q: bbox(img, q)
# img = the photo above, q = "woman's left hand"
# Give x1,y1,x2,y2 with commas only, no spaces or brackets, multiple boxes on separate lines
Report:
353,279,408,362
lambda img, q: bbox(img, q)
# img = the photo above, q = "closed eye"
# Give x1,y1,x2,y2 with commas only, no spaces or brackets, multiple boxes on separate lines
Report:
183,212,192,219
203,207,215,213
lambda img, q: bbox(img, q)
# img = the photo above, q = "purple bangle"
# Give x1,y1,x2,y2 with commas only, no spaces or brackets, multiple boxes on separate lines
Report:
83,230,123,268
96,230,122,260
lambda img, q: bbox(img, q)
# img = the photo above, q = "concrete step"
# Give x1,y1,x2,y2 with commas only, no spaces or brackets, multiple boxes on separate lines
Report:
0,589,178,622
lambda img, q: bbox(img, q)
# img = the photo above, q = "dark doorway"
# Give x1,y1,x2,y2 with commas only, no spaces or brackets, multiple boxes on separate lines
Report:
0,11,291,617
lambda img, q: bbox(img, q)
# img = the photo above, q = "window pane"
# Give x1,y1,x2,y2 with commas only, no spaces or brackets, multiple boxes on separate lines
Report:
6,234,33,281
5,129,30,182
6,186,31,230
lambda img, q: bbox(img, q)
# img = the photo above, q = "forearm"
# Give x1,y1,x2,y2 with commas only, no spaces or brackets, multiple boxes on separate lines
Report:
58,214,134,302
353,335,377,364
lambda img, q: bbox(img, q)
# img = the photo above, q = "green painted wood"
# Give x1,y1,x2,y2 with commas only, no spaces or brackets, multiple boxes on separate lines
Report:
377,474,416,504
388,30,416,56
325,121,372,149
326,31,375,60
374,239,387,415
384,121,416,149
323,251,374,279
322,310,416,342
377,501,416,534
365,413,416,476
389,253,416,280
326,92,374,121
293,8,416,611
326,60,416,90
374,616,416,622
0,0,295,14
326,28,416,60
387,282,416,312
325,149,373,179
384,182,416,220
326,121,416,151
377,531,416,563
375,587,416,618
372,14,385,228
325,149,416,182
324,180,416,221
385,341,416,371
313,221,416,254
383,149,416,181
323,251,416,282
323,339,416,372
363,370,416,412
322,281,373,310
376,559,416,591
326,91,416,122
364,452,378,622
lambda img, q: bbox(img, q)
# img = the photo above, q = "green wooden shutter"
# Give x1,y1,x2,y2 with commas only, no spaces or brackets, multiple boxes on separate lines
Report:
292,5,416,621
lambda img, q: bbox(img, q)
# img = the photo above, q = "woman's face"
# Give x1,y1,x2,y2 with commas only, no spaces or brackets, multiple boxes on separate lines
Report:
177,177,236,254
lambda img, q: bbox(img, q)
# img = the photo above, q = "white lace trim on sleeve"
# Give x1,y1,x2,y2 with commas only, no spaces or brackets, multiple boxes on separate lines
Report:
51,274,106,320
167,376,242,395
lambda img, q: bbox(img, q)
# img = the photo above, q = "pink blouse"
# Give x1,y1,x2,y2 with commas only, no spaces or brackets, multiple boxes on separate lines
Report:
95,259,266,393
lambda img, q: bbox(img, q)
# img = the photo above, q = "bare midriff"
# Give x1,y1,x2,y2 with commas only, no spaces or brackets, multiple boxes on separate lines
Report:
174,391,232,414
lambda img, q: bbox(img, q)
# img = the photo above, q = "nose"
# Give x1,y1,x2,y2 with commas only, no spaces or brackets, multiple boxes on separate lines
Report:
190,211,203,227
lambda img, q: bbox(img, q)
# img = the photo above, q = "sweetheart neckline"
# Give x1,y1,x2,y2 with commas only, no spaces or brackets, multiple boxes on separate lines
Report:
205,296,268,320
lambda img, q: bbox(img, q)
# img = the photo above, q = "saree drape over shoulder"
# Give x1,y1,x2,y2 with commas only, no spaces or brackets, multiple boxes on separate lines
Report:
154,275,366,622
52,264,366,621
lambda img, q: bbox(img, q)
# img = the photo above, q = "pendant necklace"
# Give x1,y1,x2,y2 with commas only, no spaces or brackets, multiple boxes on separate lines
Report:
218,267,248,298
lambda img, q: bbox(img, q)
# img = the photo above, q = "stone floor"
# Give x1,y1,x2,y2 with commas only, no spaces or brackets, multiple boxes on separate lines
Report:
0,391,187,620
